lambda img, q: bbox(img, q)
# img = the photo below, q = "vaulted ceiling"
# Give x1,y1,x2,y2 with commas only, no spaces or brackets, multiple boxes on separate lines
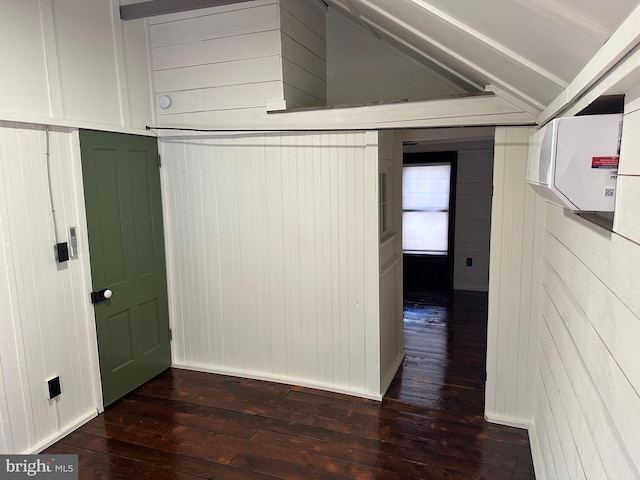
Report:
326,0,640,112
121,0,640,116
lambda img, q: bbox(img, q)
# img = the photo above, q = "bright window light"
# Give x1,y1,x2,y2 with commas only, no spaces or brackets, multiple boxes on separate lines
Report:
402,164,451,254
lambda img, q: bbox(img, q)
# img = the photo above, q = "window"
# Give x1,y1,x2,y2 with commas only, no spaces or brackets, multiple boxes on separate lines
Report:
379,172,388,236
402,163,451,255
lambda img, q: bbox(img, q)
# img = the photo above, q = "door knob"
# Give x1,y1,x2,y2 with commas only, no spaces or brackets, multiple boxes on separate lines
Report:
91,288,113,304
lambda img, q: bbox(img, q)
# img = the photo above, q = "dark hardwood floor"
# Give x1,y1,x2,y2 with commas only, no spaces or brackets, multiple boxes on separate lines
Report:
45,291,535,479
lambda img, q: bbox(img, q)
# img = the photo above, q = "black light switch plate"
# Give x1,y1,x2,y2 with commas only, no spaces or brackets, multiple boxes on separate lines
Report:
56,242,69,262
48,376,61,399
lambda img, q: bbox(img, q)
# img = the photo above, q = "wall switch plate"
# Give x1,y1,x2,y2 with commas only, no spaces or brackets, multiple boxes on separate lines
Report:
68,226,78,259
48,376,61,399
56,242,69,263
466,257,473,266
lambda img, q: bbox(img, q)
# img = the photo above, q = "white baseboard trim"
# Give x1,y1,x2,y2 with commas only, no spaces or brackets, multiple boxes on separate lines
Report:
172,362,384,401
484,413,530,430
29,409,99,454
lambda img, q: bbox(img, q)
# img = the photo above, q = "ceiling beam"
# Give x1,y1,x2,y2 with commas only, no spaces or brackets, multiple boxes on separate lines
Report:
356,0,546,112
408,0,567,89
539,2,640,124
120,0,255,20
151,94,537,133
485,85,542,116
513,0,610,42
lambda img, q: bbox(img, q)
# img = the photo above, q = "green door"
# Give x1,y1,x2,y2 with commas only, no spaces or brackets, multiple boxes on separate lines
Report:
80,130,171,406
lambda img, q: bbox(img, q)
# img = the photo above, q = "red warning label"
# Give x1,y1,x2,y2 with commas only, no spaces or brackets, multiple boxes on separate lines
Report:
592,156,619,168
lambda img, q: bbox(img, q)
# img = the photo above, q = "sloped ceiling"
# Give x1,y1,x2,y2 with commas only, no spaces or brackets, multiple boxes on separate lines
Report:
327,0,640,112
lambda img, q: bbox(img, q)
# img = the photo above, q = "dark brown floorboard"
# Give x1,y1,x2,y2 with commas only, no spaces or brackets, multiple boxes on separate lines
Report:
45,290,535,479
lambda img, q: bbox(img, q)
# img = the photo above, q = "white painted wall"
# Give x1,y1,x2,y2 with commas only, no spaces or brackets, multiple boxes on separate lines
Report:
326,7,468,106
0,123,101,454
280,0,327,109
160,131,387,399
0,0,159,455
378,131,404,393
485,126,544,427
454,148,493,292
528,89,640,480
149,0,287,124
0,0,154,132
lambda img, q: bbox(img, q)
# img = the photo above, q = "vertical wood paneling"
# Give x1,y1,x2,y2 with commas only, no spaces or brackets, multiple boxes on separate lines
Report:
0,354,12,453
364,132,381,394
377,131,404,394
0,123,101,453
486,126,541,426
161,131,384,398
329,133,343,382
0,0,154,130
53,0,120,124
0,1,51,118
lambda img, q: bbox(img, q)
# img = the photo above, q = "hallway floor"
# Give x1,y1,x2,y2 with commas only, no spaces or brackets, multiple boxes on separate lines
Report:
45,290,535,479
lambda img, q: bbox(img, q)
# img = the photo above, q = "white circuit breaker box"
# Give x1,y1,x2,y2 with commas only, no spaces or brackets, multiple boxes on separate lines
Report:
526,113,623,212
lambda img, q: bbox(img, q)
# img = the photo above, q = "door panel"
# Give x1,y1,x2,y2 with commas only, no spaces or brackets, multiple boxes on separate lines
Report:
80,130,171,406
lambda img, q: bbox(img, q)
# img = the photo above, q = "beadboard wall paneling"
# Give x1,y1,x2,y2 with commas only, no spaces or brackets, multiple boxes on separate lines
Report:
160,131,385,398
0,123,101,454
0,354,10,453
485,126,543,427
453,148,494,292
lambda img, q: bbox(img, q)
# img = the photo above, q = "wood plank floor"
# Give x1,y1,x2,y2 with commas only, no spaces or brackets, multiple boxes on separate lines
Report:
45,291,536,479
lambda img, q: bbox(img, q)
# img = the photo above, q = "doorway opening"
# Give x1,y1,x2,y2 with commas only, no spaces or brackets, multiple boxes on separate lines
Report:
396,131,495,414
402,151,457,293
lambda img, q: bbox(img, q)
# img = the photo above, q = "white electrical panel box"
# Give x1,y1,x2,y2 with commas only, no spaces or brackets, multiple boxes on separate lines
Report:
526,114,623,212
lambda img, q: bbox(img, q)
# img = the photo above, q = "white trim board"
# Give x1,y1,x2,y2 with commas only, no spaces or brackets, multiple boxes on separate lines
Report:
484,414,530,430
153,95,536,133
28,410,98,454
539,3,640,124
171,364,385,401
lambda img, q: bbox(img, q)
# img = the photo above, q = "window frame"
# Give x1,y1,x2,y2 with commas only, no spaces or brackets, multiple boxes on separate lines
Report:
402,151,457,258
